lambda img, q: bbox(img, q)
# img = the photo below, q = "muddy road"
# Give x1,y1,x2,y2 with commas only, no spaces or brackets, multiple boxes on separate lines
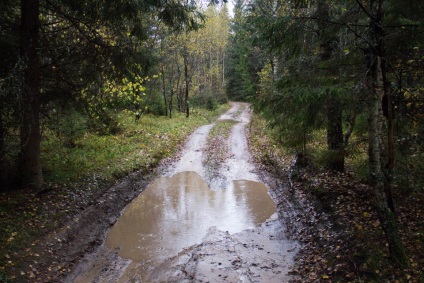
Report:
65,102,299,282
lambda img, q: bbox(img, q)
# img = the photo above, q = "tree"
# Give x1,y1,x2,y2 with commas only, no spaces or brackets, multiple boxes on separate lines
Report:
226,0,264,101
18,0,43,189
233,0,423,265
362,0,408,266
0,0,204,190
157,4,230,114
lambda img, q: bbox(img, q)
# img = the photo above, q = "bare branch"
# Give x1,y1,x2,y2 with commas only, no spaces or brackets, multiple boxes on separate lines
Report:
355,0,374,20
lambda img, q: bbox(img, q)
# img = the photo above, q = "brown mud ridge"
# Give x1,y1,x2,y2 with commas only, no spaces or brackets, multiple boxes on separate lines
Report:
32,102,304,282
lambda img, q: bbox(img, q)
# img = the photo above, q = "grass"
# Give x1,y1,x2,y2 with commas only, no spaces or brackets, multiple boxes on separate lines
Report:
0,104,229,282
248,114,292,169
41,106,227,184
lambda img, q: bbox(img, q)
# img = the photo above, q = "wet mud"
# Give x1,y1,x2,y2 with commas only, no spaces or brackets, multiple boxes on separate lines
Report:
65,102,299,282
106,171,275,261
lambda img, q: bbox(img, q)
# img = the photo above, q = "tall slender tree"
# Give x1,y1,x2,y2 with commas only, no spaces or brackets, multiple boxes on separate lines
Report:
19,0,42,189
362,0,407,266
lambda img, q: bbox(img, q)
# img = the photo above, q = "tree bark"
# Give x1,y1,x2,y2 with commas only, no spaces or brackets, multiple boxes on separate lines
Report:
161,65,168,117
19,0,43,189
381,48,395,212
169,89,173,118
326,94,344,172
317,2,345,172
365,0,407,266
184,54,190,118
0,106,6,190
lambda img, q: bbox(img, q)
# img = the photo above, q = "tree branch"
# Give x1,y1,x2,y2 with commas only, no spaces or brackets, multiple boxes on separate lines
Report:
355,0,375,20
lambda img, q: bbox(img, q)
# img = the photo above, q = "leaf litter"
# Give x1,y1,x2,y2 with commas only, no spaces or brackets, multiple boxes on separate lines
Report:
247,114,424,282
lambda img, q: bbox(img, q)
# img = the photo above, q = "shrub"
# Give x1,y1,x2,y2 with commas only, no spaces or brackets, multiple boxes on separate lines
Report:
206,96,218,111
145,91,166,116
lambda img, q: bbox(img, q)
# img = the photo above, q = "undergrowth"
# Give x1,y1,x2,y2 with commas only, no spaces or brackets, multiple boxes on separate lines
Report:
41,107,226,184
247,113,424,282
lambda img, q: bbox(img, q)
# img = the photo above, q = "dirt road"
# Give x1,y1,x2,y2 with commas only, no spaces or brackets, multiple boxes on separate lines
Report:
65,102,299,282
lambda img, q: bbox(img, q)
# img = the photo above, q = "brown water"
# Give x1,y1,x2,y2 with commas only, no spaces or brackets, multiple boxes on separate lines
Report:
106,171,276,263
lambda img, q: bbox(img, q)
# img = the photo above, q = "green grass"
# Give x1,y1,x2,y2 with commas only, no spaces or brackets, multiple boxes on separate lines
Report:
41,106,228,184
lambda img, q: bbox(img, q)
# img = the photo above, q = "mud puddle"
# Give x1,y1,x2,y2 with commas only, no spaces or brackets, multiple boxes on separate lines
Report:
106,171,276,262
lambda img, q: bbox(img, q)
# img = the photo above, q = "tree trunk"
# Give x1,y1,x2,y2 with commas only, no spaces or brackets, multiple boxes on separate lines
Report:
0,107,6,190
19,0,43,189
317,2,345,172
184,55,190,118
365,0,407,265
326,94,344,172
177,87,182,112
161,66,168,117
222,48,225,89
169,89,173,118
381,46,395,212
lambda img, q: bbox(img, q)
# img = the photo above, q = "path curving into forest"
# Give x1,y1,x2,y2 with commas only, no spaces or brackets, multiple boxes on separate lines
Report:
65,102,299,283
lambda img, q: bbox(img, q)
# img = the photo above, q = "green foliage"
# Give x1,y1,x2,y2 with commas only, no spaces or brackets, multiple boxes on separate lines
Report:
206,96,219,111
190,91,226,110
145,90,167,116
248,113,292,170
225,0,265,101
255,70,336,153
87,112,121,136
0,0,206,189
45,108,88,148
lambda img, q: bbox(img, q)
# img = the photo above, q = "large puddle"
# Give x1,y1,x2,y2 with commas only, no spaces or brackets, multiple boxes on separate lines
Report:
106,171,276,262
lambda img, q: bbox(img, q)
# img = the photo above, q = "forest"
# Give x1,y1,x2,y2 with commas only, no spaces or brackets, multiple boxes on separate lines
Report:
1,0,424,282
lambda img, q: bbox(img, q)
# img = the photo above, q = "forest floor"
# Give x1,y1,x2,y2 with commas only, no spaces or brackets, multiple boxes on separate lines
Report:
1,102,423,282
248,117,424,282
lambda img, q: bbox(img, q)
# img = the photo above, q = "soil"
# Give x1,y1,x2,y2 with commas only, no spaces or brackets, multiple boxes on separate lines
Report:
27,101,298,282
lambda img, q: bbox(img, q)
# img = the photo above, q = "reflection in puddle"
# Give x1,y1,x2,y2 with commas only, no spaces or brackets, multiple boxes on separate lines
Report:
106,171,276,262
